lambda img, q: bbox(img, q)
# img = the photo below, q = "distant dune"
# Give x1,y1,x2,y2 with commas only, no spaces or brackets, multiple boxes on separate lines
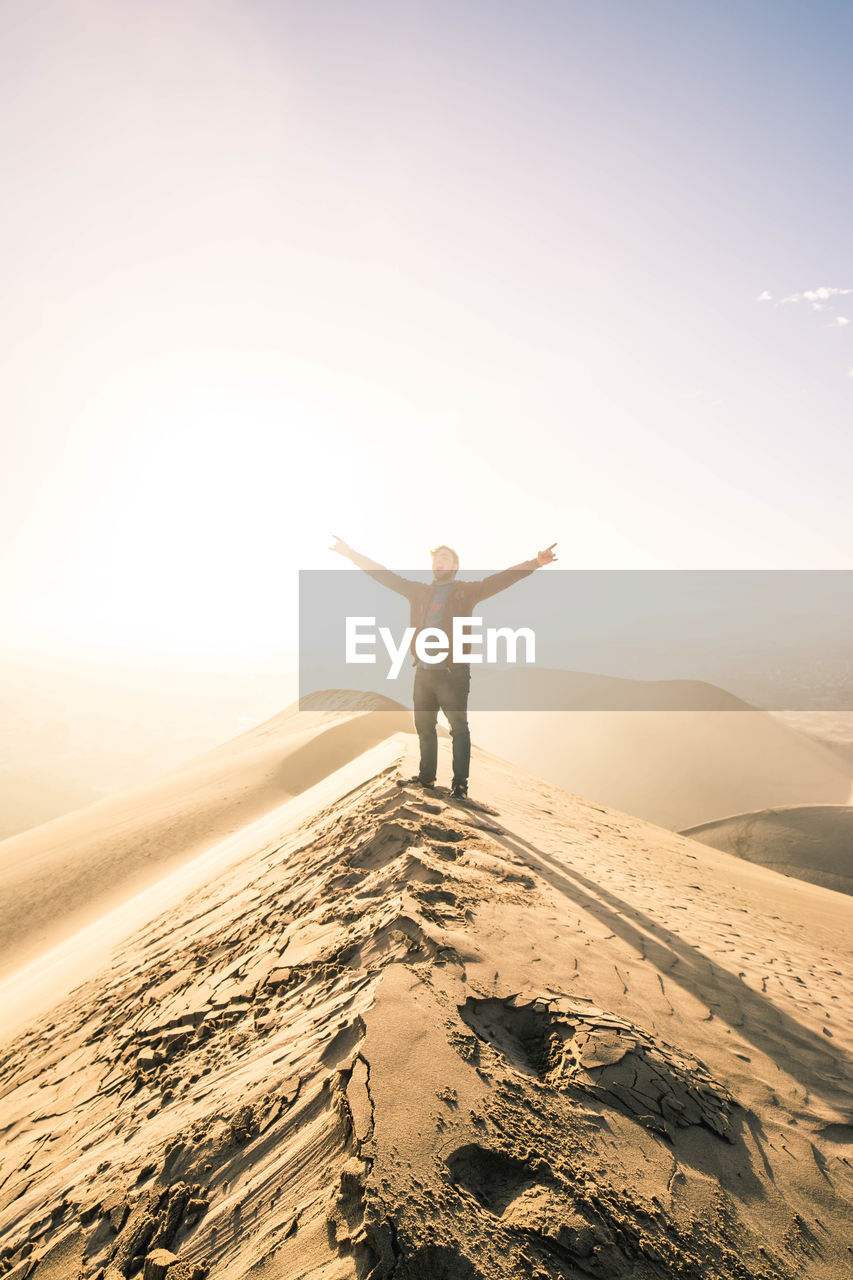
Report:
0,691,407,980
469,670,851,829
471,666,751,710
683,804,853,895
0,726,850,1279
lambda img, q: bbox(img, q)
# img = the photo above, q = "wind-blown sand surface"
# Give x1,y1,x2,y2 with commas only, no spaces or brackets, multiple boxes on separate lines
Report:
0,693,407,982
683,804,853,896
1,720,851,1279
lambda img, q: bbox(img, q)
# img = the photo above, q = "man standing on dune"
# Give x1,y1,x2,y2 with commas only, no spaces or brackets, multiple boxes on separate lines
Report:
329,537,557,799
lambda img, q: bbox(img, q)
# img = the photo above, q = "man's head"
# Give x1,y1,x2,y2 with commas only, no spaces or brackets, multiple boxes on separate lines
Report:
430,544,459,580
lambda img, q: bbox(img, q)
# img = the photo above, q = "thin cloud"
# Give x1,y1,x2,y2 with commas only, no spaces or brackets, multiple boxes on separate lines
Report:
781,285,853,309
759,285,853,379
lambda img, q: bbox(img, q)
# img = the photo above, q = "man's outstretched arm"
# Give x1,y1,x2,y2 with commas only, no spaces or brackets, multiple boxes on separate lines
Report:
329,535,420,601
470,542,558,605
330,536,386,573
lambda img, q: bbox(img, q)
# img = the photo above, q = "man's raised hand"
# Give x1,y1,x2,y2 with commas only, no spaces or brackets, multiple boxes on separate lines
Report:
330,535,352,558
537,542,558,566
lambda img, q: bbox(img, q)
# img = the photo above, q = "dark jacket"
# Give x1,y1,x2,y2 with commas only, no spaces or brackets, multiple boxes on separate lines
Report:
362,558,540,669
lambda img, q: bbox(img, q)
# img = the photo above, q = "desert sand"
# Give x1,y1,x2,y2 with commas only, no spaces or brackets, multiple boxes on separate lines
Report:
683,804,853,895
772,712,853,771
0,692,408,983
1,704,851,1279
469,705,852,830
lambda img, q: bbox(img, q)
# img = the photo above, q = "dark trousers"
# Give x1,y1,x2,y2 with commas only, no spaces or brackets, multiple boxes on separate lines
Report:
413,663,471,788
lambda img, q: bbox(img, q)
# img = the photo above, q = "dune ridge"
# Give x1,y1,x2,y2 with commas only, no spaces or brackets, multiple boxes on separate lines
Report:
1,732,851,1278
683,803,853,895
0,693,408,981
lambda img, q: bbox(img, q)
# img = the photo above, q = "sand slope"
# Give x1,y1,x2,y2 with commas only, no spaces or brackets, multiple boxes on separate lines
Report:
683,804,853,895
469,707,852,830
1,732,851,1279
471,667,751,711
0,692,408,981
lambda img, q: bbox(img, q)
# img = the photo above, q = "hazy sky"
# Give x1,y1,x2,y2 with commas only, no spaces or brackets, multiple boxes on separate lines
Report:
2,0,851,657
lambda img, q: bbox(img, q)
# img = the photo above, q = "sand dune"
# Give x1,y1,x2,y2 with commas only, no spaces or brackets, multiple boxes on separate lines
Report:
471,666,751,711
469,706,852,830
683,804,853,895
0,691,407,982
1,729,851,1278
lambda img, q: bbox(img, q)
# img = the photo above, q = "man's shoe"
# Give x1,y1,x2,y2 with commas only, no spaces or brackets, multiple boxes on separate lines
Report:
397,774,436,788
450,784,468,799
